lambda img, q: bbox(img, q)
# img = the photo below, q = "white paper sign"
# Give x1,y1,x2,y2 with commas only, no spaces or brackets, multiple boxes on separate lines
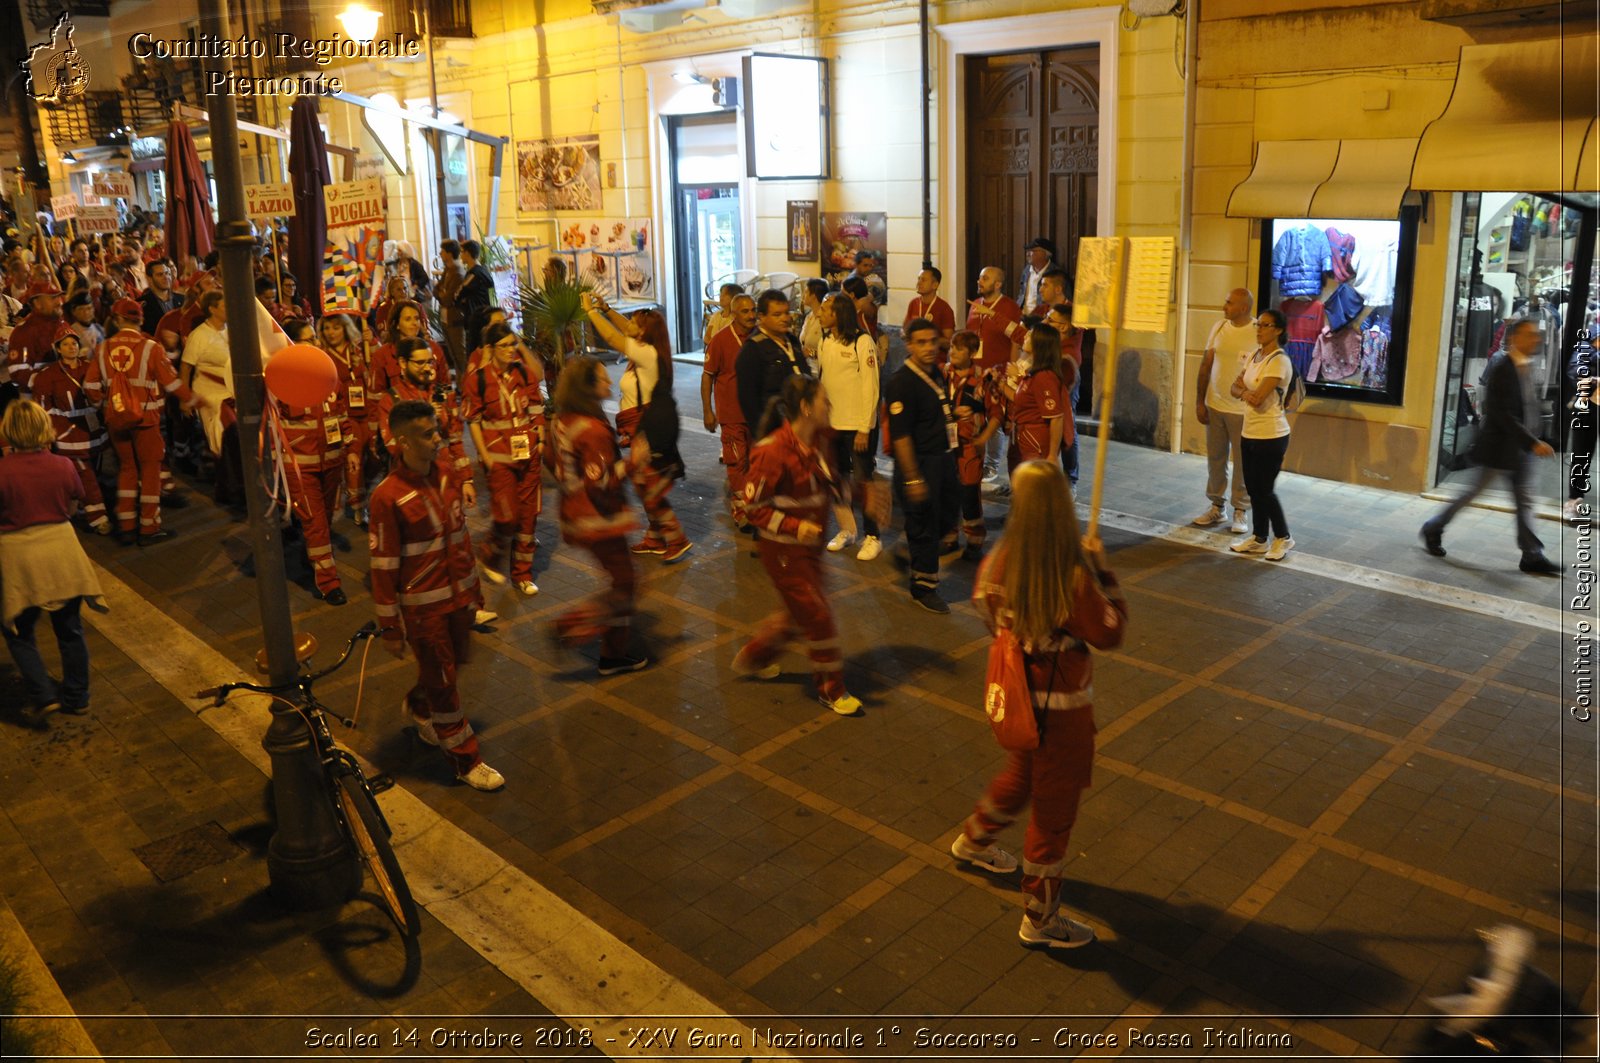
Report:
325,178,385,228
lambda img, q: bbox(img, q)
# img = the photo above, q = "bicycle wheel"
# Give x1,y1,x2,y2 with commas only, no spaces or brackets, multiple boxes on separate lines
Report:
333,770,421,938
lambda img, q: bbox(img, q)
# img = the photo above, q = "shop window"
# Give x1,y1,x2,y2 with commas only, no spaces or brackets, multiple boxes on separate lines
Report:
1256,210,1418,406
1434,192,1597,494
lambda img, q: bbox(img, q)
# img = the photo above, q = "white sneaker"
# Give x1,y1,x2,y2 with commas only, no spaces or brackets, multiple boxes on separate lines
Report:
514,579,539,597
731,647,781,680
827,530,855,553
1264,536,1295,562
1229,535,1268,555
1018,913,1095,949
474,608,499,625
476,559,507,586
1191,504,1225,527
820,692,863,716
90,517,111,535
458,762,505,792
1229,510,1250,534
950,834,1018,874
856,536,882,561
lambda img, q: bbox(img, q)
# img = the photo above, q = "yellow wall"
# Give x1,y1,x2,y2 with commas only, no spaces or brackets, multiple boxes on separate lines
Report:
1185,2,1473,493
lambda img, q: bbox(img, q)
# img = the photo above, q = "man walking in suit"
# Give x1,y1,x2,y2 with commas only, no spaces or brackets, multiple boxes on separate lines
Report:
1421,318,1559,575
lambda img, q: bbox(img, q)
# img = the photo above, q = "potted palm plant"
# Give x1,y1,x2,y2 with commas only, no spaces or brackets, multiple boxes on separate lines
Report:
520,272,593,378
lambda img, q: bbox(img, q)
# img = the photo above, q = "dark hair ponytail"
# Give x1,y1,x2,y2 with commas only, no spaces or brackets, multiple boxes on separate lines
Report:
756,374,823,440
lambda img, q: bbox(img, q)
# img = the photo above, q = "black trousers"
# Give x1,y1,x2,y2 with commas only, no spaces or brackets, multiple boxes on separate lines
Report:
830,425,880,538
896,450,959,594
1241,434,1290,541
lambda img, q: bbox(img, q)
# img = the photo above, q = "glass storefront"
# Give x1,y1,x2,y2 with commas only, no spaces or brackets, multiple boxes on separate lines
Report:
1434,192,1598,500
1257,213,1418,406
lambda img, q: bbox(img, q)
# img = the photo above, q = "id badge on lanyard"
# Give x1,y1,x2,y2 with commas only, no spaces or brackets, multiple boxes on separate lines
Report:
510,433,531,461
908,361,958,451
348,384,365,410
323,417,344,445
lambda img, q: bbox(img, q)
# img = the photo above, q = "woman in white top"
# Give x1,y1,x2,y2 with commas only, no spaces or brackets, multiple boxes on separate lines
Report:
181,290,234,457
816,293,883,561
1228,308,1294,561
581,295,692,563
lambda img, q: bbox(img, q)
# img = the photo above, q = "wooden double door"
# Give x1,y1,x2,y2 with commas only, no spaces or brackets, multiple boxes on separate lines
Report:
964,46,1100,302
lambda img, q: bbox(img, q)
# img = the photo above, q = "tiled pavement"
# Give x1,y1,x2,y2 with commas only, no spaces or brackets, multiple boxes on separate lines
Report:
0,370,1593,1060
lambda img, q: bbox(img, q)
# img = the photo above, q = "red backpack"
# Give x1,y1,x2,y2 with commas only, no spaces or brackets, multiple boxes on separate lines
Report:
985,627,1038,751
101,339,145,431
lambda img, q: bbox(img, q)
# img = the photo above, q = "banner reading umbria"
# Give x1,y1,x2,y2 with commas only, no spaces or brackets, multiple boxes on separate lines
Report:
325,179,384,229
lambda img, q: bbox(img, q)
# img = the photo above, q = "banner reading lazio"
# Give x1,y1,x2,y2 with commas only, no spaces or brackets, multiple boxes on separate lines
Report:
325,178,385,228
245,181,294,219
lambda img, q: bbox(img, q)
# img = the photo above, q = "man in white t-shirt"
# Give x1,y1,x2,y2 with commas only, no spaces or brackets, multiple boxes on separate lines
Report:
1193,287,1256,532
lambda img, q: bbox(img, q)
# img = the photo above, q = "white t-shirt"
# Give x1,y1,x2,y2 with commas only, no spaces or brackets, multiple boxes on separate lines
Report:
1204,318,1256,415
617,337,660,412
817,332,880,432
182,321,234,395
1240,347,1292,439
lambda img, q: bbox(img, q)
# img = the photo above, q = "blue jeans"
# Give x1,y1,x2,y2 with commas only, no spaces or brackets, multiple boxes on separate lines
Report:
5,597,89,711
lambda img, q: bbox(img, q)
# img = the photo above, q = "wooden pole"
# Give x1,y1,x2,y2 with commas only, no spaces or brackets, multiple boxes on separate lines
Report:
271,219,283,299
1085,238,1129,540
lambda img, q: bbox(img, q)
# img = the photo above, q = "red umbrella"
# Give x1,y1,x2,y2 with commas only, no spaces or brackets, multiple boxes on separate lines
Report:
287,97,331,314
163,119,215,268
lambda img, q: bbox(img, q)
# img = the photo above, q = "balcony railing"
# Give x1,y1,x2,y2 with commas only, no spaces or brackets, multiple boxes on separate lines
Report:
43,90,124,146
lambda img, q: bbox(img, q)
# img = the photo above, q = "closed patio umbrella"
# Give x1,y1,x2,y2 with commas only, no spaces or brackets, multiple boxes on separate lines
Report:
286,97,331,314
163,118,215,268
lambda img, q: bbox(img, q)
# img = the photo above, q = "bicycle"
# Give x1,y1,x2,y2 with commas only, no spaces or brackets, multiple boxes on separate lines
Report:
196,620,421,939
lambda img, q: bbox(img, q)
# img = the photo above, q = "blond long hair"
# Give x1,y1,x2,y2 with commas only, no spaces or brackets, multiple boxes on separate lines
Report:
999,460,1083,645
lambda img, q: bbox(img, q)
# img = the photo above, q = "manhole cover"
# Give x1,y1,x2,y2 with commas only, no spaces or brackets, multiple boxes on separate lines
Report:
133,821,245,883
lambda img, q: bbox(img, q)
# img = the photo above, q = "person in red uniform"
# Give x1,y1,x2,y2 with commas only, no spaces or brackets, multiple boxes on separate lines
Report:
700,292,756,530
372,338,473,496
84,301,202,544
546,355,651,676
732,375,867,717
946,330,1002,559
370,301,451,395
316,308,375,520
464,322,544,597
274,339,350,606
1005,324,1071,473
581,296,692,563
964,266,1022,372
30,325,109,533
8,281,65,395
948,459,1125,949
368,399,504,792
904,266,957,346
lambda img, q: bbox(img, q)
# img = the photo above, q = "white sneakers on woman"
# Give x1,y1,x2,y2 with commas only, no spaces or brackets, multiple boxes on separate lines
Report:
1230,535,1293,560
826,531,855,552
826,531,882,561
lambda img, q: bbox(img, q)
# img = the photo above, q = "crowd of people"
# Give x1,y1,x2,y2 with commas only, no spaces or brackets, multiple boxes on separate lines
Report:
0,212,1573,949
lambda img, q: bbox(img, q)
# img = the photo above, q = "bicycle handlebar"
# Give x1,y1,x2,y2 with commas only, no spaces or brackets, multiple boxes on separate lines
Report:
195,622,379,715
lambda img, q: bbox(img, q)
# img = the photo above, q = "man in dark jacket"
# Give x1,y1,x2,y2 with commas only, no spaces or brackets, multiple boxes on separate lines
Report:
735,289,810,431
456,239,494,354
1421,318,1558,575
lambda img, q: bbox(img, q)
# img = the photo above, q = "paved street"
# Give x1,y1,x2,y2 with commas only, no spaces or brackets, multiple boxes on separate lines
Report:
0,372,1592,1060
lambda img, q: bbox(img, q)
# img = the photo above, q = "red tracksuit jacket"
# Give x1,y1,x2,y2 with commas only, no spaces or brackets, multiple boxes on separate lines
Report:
547,411,636,544
367,456,482,641
744,421,842,546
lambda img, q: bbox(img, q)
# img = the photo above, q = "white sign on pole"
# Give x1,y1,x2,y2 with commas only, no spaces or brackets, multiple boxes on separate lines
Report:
324,178,385,228
89,171,134,199
246,181,294,219
76,205,119,234
53,192,79,221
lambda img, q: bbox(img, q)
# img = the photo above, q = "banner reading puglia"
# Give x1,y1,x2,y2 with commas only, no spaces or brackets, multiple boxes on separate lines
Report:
324,179,385,229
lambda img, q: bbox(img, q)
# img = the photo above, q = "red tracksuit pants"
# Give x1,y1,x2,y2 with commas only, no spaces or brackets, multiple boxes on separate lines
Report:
625,436,687,549
404,606,482,775
110,424,166,534
69,455,106,525
290,463,344,594
956,442,986,546
479,458,541,581
344,422,373,509
555,536,636,657
719,422,750,525
962,706,1096,927
740,541,844,701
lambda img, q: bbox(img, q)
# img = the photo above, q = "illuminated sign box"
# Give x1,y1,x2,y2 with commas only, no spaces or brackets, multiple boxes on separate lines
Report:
742,53,830,181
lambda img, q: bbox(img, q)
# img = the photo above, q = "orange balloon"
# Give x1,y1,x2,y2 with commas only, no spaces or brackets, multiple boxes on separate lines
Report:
265,343,339,408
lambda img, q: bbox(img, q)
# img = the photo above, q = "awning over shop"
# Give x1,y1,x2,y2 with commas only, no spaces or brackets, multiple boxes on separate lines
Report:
1411,34,1598,193
1226,140,1339,218
1309,138,1419,218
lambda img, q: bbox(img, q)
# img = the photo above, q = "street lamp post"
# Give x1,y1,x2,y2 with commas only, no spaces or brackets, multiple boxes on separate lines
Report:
200,0,359,910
